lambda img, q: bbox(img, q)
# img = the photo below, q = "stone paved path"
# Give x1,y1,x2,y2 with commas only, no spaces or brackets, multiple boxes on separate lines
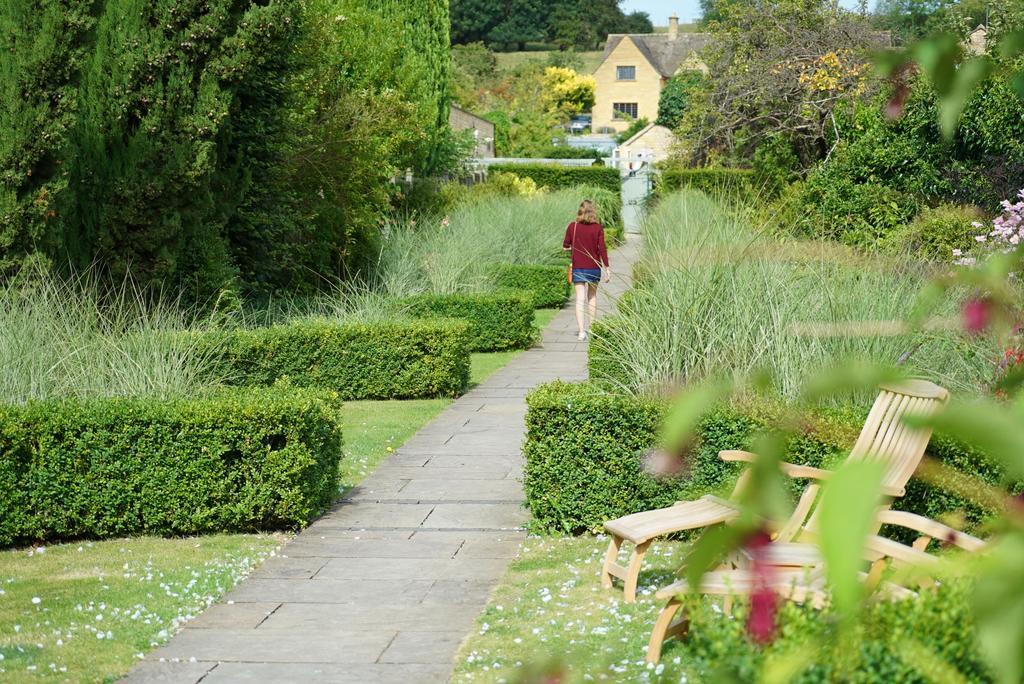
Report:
124,237,640,684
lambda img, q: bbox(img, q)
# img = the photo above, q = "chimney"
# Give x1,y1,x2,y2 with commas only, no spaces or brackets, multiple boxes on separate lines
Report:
668,14,679,40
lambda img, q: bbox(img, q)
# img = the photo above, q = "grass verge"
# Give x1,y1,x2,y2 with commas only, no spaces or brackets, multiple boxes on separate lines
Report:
0,534,282,683
452,536,686,683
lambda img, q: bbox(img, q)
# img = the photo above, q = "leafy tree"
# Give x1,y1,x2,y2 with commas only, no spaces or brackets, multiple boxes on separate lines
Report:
657,71,704,129
0,1,94,278
874,0,946,43
624,11,654,34
450,0,500,44
677,0,879,167
487,0,545,51
452,0,649,52
542,67,595,116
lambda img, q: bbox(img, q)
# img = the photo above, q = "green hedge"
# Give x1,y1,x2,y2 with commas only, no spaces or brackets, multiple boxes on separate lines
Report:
491,264,570,309
205,319,471,400
0,390,343,548
488,163,621,194
524,381,1008,535
659,168,754,196
398,291,536,352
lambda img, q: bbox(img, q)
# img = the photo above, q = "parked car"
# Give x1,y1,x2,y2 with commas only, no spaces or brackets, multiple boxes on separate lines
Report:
568,114,592,134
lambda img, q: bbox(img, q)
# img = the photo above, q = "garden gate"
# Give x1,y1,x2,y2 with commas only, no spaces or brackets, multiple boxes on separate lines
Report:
621,163,652,234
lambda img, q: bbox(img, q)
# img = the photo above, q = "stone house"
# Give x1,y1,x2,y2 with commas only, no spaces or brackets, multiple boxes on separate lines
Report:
592,15,709,133
615,123,677,170
450,105,496,158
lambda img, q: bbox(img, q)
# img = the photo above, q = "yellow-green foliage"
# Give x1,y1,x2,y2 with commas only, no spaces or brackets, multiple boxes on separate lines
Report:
542,66,595,115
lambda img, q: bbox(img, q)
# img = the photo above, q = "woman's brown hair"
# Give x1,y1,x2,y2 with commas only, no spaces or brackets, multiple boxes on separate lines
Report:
576,199,599,224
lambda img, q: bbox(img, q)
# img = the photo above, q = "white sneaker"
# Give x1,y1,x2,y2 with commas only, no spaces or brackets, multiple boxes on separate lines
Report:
577,332,588,341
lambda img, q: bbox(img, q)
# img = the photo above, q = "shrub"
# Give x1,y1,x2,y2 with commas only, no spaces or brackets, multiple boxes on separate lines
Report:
792,174,921,248
659,168,754,197
678,580,989,682
397,291,536,352
488,163,620,194
752,134,800,196
491,264,570,308
205,319,471,400
523,380,1008,535
615,117,650,144
881,203,988,261
0,389,343,547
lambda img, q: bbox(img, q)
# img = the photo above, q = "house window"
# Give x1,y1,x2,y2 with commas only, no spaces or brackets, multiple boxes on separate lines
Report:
613,103,639,120
616,65,636,81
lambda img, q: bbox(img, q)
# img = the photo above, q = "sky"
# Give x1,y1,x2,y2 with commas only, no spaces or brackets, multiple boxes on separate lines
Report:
621,0,870,23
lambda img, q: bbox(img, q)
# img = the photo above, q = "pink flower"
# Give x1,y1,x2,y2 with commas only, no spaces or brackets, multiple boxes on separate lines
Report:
748,587,778,644
963,297,994,335
744,529,778,644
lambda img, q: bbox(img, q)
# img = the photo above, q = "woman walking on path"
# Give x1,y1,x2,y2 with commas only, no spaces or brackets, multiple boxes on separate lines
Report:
563,199,610,341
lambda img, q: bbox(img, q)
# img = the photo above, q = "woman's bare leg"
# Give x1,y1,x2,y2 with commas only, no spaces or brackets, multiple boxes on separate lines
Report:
574,282,587,336
587,284,599,330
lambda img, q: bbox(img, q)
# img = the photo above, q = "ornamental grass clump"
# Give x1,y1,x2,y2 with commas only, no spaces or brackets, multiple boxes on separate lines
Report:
0,269,223,404
591,190,998,399
375,188,612,296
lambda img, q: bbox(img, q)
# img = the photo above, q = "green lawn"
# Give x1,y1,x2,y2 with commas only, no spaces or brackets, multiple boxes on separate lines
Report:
0,534,282,683
452,536,692,683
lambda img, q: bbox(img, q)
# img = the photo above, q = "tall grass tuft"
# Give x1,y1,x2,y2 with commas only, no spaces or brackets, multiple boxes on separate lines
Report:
375,188,601,296
593,190,998,399
0,270,224,404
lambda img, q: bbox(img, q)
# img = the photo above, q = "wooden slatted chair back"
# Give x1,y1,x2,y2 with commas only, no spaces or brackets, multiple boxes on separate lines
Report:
777,379,949,543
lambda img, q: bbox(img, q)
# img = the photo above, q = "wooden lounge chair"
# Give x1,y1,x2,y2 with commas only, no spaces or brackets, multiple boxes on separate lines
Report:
645,511,986,663
602,379,950,602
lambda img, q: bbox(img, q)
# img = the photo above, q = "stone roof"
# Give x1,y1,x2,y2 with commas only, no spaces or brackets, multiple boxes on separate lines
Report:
601,33,711,78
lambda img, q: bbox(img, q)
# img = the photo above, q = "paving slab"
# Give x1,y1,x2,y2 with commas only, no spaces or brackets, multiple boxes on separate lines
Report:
224,578,434,605
422,503,528,530
258,602,481,632
378,631,469,664
123,237,640,683
201,662,450,684
151,629,395,664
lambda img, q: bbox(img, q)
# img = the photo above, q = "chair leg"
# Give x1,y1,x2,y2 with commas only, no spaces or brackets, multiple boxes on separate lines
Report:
623,540,651,603
646,596,687,663
601,534,623,589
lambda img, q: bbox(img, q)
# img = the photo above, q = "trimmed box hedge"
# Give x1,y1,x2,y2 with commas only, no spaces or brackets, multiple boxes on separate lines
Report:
205,319,471,400
0,389,343,548
397,291,536,352
488,163,621,194
659,168,754,196
524,381,1009,535
492,264,570,309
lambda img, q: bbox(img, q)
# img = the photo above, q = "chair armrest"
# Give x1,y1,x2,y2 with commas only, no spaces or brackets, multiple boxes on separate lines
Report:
876,510,987,552
718,450,758,463
864,534,941,567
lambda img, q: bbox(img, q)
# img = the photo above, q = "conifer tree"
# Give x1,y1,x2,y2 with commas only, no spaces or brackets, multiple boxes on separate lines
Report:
0,1,94,277
66,0,301,301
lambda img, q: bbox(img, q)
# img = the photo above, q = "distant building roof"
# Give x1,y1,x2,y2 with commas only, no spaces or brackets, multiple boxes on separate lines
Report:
601,33,711,78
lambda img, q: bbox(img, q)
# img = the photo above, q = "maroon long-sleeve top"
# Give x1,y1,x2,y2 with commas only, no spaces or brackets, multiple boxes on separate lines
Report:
563,222,609,269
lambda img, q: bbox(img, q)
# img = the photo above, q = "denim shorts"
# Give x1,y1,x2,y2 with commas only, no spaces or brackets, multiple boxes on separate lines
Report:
572,268,602,284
